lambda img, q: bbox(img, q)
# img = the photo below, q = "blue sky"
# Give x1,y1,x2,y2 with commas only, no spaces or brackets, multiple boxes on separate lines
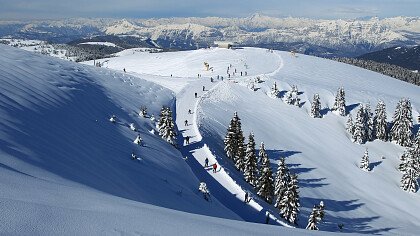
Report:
0,0,418,20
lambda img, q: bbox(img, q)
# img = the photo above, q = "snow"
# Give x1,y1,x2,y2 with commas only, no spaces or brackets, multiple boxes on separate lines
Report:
79,41,119,47
2,44,420,235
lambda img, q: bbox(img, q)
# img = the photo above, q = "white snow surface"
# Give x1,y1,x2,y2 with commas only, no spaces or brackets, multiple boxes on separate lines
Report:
79,41,119,47
2,45,420,235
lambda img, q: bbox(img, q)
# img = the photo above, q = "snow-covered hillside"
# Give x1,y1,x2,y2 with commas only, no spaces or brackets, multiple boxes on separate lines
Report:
91,47,420,235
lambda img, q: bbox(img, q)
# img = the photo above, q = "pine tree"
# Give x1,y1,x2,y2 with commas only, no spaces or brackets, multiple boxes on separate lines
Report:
257,143,274,203
274,158,290,208
374,100,388,141
224,118,237,160
157,107,176,145
279,173,300,225
316,201,325,222
353,106,367,144
284,85,300,106
400,149,419,193
310,94,321,118
390,99,413,147
346,115,355,136
364,103,375,141
234,115,246,172
306,206,319,230
332,87,346,116
360,149,370,171
244,133,258,187
271,81,280,97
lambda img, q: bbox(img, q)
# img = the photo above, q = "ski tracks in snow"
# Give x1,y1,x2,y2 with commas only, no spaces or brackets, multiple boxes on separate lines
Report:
175,54,292,227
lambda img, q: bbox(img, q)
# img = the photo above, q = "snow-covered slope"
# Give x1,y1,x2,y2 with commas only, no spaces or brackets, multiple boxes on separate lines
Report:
92,47,420,235
0,45,256,234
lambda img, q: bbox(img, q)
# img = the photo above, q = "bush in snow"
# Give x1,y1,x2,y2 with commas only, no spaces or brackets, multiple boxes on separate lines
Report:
133,135,143,145
139,105,147,117
310,94,322,118
359,149,370,171
198,182,210,201
390,98,413,147
130,123,137,131
332,87,346,116
374,100,388,141
244,132,258,187
109,115,116,123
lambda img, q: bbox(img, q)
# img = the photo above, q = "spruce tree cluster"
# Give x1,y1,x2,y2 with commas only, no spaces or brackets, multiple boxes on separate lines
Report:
352,104,375,144
278,173,300,225
274,158,290,208
332,87,346,116
285,85,300,106
374,100,388,141
243,133,258,187
157,106,176,145
257,142,274,203
224,112,246,171
400,130,419,193
306,201,325,230
310,94,322,118
390,99,413,147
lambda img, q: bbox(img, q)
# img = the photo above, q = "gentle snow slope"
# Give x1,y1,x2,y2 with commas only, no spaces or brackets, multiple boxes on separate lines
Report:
197,51,420,235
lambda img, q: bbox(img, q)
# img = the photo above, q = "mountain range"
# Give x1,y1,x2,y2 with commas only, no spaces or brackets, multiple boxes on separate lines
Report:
1,14,420,57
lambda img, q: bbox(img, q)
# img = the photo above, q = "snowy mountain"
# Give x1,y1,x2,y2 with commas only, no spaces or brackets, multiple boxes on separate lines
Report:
1,44,420,235
1,15,420,56
358,45,420,71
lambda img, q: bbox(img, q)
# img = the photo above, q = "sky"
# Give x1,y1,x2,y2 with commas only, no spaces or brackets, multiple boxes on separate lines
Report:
0,0,419,20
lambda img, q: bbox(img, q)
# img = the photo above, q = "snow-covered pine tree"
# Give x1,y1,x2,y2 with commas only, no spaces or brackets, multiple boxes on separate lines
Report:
139,105,147,117
157,107,176,145
235,117,246,172
310,94,321,118
364,103,375,141
271,81,280,97
346,114,355,137
316,201,325,222
390,99,413,147
360,149,370,171
400,149,419,193
306,206,319,230
374,100,388,141
258,142,267,169
224,118,237,160
257,143,274,203
279,173,300,225
244,133,258,187
274,158,290,208
412,130,420,177
332,87,346,116
292,85,300,106
353,106,367,144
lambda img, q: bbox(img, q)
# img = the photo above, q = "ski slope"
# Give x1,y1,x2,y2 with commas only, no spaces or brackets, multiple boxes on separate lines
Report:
93,47,420,235
1,44,420,235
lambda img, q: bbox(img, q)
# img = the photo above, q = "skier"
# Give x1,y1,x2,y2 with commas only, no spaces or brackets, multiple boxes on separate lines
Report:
212,163,218,173
188,109,192,114
184,119,188,126
265,211,270,224
195,92,198,98
202,86,205,91
241,71,243,76
204,157,209,167
210,77,213,82
185,136,190,145
123,68,126,73
244,191,249,203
